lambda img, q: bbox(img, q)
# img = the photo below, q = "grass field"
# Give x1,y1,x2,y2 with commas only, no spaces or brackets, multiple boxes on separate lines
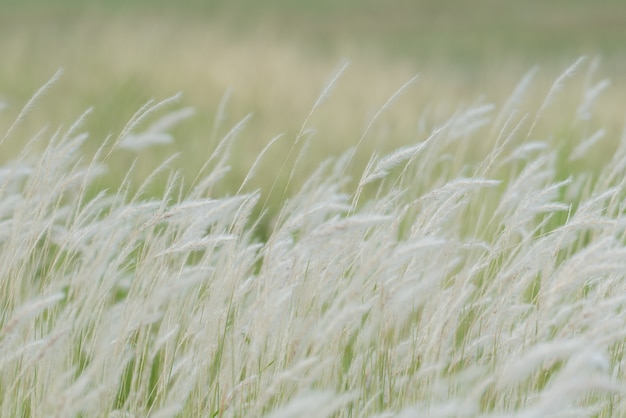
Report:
2,2,626,417
2,0,625,201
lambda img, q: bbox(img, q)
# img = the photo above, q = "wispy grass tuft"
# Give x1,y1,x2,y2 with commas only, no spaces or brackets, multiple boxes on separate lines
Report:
2,60,626,417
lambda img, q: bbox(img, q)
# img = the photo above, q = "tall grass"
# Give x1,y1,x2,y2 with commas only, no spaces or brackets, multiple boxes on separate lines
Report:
2,59,626,417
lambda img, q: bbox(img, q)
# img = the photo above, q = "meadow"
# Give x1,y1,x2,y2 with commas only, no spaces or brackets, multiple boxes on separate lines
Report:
2,1,626,417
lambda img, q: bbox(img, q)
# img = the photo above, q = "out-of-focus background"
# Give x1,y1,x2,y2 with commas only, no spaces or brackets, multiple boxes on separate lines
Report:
1,0,625,205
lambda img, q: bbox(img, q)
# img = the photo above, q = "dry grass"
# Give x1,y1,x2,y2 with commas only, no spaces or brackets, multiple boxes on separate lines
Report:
1,58,626,417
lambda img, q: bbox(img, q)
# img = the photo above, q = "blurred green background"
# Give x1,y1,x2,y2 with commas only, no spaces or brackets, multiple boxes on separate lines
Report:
1,0,625,213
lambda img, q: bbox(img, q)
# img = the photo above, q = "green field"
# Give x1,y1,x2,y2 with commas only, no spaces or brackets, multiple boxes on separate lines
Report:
1,1,625,204
2,2,626,417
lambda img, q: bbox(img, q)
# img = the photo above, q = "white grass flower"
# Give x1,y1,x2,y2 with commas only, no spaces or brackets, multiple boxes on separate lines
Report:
2,58,626,417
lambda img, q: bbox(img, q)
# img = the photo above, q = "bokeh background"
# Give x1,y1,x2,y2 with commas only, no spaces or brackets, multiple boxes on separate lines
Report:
1,0,625,213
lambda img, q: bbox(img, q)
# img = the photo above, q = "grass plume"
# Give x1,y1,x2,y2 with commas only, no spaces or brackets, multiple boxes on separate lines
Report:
1,60,626,417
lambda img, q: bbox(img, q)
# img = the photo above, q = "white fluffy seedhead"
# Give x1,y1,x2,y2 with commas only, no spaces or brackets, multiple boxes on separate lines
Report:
1,59,625,417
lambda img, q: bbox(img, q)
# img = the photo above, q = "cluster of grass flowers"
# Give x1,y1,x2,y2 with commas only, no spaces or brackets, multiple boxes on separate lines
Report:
2,58,626,417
